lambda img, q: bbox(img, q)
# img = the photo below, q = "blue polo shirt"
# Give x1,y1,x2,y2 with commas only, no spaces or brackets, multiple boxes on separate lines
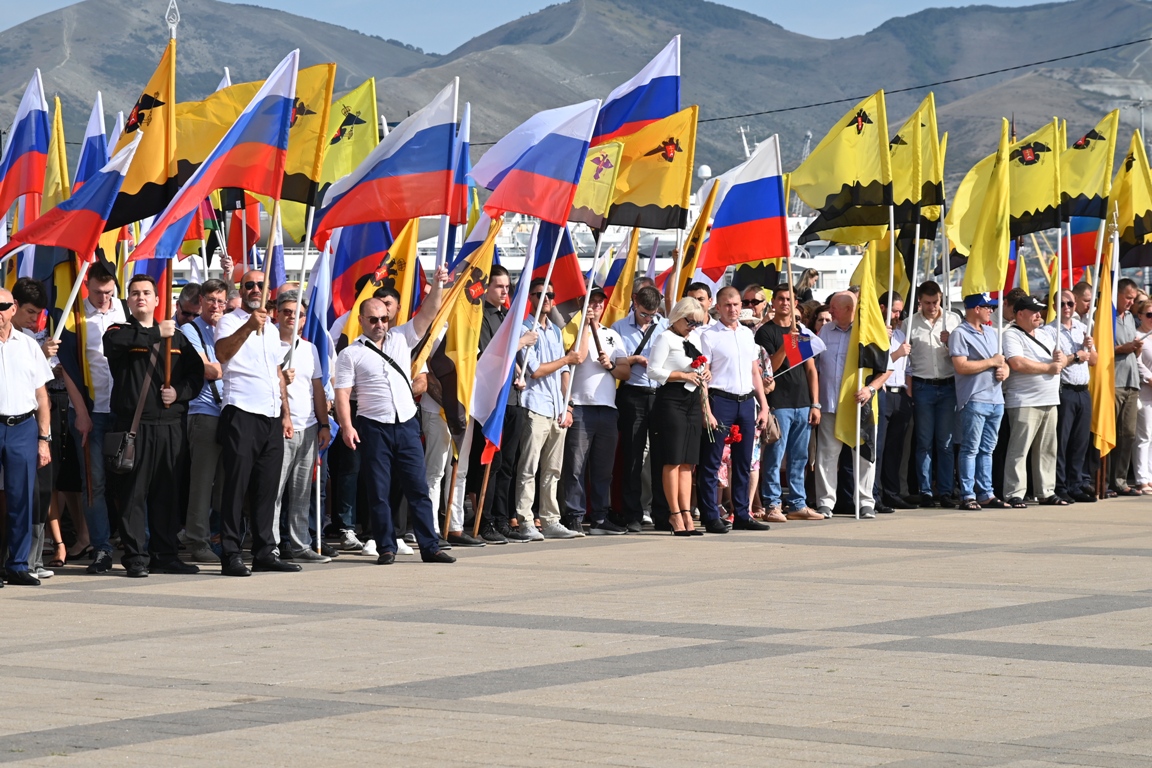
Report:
611,313,667,388
521,318,568,419
181,317,222,417
948,321,1003,408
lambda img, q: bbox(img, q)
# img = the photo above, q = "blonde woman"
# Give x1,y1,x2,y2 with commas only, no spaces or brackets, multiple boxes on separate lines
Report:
1134,299,1152,492
648,298,710,535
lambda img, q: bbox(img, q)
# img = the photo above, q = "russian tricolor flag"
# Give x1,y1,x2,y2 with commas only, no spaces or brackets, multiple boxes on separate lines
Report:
0,70,49,217
450,102,472,227
1064,216,1103,268
73,93,108,191
448,211,492,272
592,36,680,145
131,50,299,261
699,135,788,271
265,204,287,295
782,329,827,368
529,221,586,322
328,221,392,325
470,99,599,227
303,240,334,386
472,255,533,463
315,80,457,236
0,132,142,263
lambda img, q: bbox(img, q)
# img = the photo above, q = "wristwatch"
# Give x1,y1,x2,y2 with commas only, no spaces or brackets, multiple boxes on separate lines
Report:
38,434,51,442
811,403,822,410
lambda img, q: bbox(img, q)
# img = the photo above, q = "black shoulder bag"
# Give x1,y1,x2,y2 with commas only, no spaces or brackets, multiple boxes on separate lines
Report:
103,344,159,474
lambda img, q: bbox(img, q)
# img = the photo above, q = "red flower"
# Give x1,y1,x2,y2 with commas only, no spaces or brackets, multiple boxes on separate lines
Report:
724,424,742,444
690,355,707,369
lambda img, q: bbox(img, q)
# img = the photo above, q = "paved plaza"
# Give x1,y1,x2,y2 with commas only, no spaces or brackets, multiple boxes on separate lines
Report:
3,500,1152,767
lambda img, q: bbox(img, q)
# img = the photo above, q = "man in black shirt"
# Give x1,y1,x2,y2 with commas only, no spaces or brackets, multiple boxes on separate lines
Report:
755,286,824,521
104,274,204,577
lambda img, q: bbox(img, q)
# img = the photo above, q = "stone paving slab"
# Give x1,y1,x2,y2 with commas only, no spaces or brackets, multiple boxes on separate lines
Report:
2,502,1151,765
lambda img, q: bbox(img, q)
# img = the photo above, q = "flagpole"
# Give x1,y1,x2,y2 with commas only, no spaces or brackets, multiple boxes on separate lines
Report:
163,256,174,394
436,77,461,271
518,226,564,387
313,454,323,555
786,247,797,334
855,366,862,521
886,205,896,326
51,258,91,342
1065,221,1073,291
559,231,606,409
1087,218,1108,324
472,461,492,539
906,218,921,337
257,200,279,334
286,204,314,368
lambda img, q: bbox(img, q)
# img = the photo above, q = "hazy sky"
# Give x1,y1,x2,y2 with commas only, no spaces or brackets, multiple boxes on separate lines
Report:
0,0,1043,54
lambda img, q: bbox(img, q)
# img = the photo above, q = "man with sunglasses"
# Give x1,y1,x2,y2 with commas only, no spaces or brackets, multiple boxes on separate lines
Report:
179,278,229,563
612,285,668,532
213,270,300,576
514,280,582,540
1051,289,1097,503
0,287,54,585
176,283,201,327
335,297,454,564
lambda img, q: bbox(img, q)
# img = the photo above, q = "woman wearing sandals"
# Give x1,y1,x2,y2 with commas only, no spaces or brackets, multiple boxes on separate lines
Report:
648,298,710,535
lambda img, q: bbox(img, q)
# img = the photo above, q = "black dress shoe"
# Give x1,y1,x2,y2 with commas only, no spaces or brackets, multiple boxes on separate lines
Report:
731,517,770,531
446,531,486,547
1072,491,1097,503
377,552,396,565
252,556,302,573
421,550,456,563
125,562,149,578
151,558,200,575
885,497,915,510
220,554,251,577
875,504,895,514
703,519,730,534
5,570,40,586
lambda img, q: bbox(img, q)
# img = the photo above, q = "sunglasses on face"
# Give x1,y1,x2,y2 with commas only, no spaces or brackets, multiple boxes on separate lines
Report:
741,298,764,307
1145,312,1152,319
243,281,265,291
364,316,388,325
1062,301,1075,307
684,318,703,329
178,309,197,318
531,292,555,300
0,302,12,311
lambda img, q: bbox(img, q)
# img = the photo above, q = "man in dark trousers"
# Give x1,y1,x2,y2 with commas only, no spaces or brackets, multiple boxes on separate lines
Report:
103,274,204,577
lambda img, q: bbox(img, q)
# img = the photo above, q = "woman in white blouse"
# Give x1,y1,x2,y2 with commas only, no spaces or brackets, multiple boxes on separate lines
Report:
648,298,710,535
1133,299,1152,492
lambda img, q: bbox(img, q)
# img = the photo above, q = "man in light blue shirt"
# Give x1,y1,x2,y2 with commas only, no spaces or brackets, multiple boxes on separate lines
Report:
949,293,1009,510
179,278,229,563
515,279,580,540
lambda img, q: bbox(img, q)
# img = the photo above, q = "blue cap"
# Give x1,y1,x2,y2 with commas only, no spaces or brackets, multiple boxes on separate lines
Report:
963,293,998,309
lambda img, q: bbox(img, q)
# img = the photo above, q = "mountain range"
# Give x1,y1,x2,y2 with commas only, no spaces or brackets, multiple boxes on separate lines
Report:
2,0,1151,190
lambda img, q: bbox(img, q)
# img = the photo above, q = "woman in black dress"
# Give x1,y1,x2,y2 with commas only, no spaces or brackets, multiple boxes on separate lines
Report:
648,298,709,535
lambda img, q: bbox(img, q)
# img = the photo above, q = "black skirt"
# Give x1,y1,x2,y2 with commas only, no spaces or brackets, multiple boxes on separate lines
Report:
651,382,702,466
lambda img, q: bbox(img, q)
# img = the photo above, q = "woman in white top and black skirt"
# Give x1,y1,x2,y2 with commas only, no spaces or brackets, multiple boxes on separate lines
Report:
648,298,710,535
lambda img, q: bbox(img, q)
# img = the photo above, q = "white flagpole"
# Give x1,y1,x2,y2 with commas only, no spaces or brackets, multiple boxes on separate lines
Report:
855,367,862,521
52,260,92,342
1086,218,1108,324
517,225,564,388
906,219,922,337
886,205,896,326
313,455,323,555
286,205,314,368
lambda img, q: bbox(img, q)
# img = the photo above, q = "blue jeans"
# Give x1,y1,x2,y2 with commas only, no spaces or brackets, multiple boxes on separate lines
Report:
70,409,115,554
913,380,956,498
957,401,1003,502
762,407,811,511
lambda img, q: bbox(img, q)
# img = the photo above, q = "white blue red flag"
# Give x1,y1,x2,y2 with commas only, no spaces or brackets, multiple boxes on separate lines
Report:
266,204,287,293
469,99,599,226
592,36,680,145
450,101,471,226
0,70,49,216
131,50,300,261
700,135,788,271
0,133,142,262
303,240,334,386
315,80,457,235
73,93,109,190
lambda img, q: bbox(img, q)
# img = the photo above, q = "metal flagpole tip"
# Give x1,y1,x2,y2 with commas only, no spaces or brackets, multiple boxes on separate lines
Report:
165,0,180,36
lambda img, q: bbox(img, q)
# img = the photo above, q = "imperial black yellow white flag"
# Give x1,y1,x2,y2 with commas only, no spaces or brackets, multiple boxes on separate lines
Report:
1115,130,1152,267
962,119,1012,296
1061,110,1119,219
106,39,177,230
605,106,696,230
792,90,892,244
1008,118,1060,236
890,93,943,229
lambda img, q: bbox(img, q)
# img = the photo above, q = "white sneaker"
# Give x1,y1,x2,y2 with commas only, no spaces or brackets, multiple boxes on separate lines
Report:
35,567,53,579
518,519,545,541
541,522,580,540
338,530,364,552
360,539,378,557
395,538,414,555
642,513,653,526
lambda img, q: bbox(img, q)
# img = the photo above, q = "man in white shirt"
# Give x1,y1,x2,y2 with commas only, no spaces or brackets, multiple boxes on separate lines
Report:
273,291,332,563
699,286,771,533
906,280,961,507
561,289,629,534
65,263,124,574
1002,295,1067,506
214,270,300,577
0,287,54,585
685,283,716,326
334,297,454,564
1051,289,1097,503
874,291,912,513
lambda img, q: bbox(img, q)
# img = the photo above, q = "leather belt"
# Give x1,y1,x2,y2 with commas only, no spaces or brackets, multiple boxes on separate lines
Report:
884,386,905,393
912,376,954,386
620,384,657,394
0,411,35,427
710,389,753,402
1061,384,1088,393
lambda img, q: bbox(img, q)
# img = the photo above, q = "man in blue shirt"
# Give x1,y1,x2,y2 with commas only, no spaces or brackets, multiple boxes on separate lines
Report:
514,279,580,540
949,293,1010,510
179,278,229,563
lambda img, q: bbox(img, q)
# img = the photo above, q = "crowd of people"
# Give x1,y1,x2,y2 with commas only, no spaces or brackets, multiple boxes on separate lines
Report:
0,257,1143,584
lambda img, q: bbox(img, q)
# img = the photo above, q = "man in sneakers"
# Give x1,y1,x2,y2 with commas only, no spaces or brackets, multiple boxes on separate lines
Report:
334,297,454,564
180,278,228,564
515,279,581,541
214,270,301,576
756,285,823,522
273,291,332,563
562,289,629,535
103,274,204,577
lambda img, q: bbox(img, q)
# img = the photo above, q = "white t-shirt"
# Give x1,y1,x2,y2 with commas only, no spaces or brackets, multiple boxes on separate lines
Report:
82,297,125,414
1002,324,1060,408
280,337,321,430
0,329,54,415
570,326,625,408
216,309,284,418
